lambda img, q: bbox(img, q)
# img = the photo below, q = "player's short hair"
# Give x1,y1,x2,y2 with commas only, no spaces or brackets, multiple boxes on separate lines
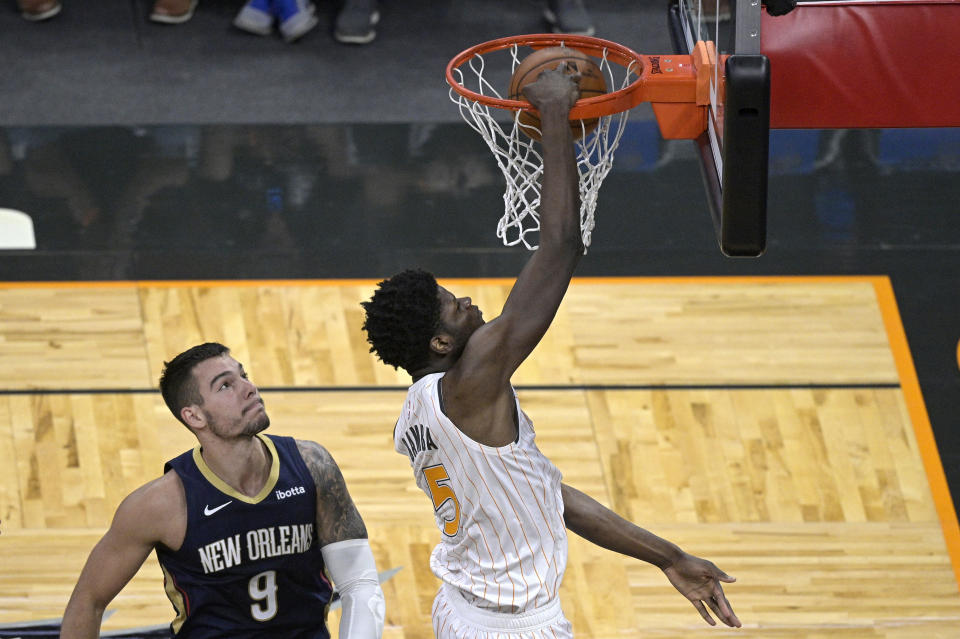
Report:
159,342,230,425
361,269,441,375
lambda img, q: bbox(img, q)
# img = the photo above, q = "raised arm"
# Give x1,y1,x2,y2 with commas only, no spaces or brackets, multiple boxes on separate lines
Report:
297,440,384,638
455,67,584,382
561,483,741,628
61,475,184,639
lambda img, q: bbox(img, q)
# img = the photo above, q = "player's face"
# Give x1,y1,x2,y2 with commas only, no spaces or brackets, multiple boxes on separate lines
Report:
437,286,485,346
190,354,269,439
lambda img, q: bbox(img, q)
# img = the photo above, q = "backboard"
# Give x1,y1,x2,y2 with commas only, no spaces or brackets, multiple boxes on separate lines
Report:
668,0,770,257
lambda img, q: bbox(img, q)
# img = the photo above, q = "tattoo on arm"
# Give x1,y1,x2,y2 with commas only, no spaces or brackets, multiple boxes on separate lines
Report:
297,440,368,545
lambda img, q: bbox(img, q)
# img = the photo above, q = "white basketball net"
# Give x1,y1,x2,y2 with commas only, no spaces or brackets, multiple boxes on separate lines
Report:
449,43,640,250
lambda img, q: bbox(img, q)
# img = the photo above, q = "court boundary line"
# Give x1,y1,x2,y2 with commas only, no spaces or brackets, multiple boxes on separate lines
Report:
873,277,960,590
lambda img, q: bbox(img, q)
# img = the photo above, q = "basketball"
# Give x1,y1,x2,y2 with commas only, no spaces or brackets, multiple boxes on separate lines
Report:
508,47,607,141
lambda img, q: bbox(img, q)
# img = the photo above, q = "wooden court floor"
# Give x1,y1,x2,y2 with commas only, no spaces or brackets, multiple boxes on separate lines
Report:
1,277,959,638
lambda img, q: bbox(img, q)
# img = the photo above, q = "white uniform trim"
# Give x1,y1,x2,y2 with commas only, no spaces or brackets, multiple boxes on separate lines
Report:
433,583,572,638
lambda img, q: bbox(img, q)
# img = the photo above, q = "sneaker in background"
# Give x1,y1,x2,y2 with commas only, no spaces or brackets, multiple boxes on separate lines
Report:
234,0,274,35
274,0,318,42
334,0,379,44
18,0,62,21
543,0,595,36
150,0,198,24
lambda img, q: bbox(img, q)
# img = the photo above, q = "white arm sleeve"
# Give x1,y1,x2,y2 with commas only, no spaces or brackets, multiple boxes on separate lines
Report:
321,538,385,639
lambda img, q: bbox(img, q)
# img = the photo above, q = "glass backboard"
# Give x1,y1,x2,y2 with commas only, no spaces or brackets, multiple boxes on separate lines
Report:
668,0,770,257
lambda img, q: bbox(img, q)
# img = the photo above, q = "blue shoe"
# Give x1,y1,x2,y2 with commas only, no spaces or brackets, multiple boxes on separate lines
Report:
234,0,273,35
273,0,319,42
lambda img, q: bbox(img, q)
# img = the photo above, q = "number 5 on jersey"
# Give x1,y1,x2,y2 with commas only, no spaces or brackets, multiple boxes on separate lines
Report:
423,464,461,536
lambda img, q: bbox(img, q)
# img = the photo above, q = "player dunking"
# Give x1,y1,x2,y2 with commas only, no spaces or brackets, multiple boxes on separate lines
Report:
60,343,384,639
361,68,741,637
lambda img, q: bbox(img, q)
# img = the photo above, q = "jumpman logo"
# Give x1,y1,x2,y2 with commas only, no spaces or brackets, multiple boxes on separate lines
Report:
203,501,233,516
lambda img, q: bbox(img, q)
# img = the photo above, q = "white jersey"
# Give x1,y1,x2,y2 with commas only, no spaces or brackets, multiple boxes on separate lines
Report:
394,372,568,614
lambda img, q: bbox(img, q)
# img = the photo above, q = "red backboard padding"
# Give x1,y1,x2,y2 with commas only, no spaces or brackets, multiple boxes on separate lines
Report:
762,0,960,128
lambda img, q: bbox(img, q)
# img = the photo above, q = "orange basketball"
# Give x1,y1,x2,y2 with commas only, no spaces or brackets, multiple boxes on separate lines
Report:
508,46,607,141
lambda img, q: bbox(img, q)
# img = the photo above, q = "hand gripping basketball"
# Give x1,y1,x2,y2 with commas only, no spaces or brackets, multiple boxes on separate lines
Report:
508,47,608,141
519,65,581,112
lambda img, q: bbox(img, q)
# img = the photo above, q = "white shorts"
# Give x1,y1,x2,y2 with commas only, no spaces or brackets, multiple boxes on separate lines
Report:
432,582,573,639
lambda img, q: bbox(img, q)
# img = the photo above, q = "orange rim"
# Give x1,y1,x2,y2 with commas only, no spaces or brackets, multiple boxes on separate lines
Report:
446,33,648,121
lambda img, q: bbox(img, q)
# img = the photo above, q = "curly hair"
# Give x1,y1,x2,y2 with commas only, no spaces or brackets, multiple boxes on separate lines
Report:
159,342,230,425
361,269,441,374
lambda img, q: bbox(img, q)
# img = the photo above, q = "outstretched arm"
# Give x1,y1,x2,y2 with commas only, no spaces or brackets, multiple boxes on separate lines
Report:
561,483,741,628
492,67,584,371
452,67,583,389
298,441,384,638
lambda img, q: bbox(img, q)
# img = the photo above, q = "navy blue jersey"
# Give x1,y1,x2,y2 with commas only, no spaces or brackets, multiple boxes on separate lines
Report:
156,434,332,639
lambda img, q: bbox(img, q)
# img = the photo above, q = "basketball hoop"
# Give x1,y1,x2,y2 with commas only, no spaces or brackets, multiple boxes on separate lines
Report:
446,34,647,250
